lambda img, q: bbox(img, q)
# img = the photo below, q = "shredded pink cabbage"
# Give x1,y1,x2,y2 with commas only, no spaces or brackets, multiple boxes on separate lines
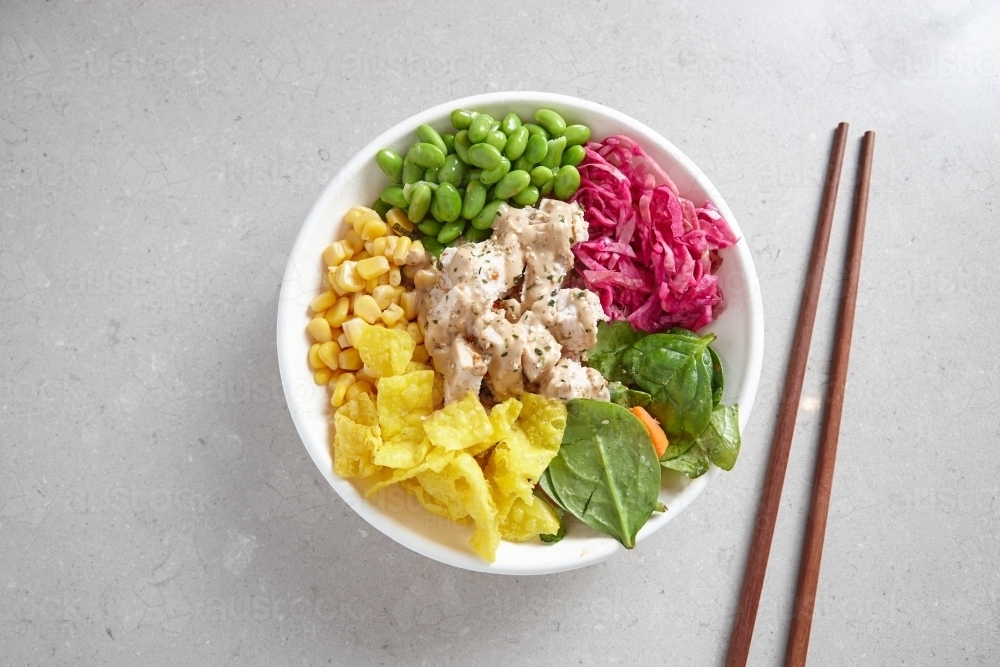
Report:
569,135,739,332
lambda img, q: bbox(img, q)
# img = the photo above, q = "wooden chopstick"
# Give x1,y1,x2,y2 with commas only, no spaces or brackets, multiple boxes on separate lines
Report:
724,122,850,667
784,130,875,667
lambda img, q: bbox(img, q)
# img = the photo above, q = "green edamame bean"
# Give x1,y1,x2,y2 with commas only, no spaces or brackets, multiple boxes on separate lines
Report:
467,143,503,170
490,120,500,132
504,126,529,160
562,144,586,167
523,123,549,140
380,185,408,209
450,109,477,131
500,112,522,136
466,168,482,183
485,130,507,153
471,199,504,230
512,184,539,206
454,130,472,163
511,155,531,173
524,132,548,164
416,125,447,155
529,166,553,187
402,158,424,185
423,167,438,184
540,136,567,169
464,226,493,243
494,170,531,200
372,198,391,219
406,143,446,169
432,182,462,222
437,218,466,244
422,235,445,258
534,109,567,136
467,114,494,143
480,157,510,185
553,165,581,200
540,177,554,197
462,179,488,220
562,124,591,147
375,149,404,183
407,183,432,222
437,154,465,187
418,219,443,236
441,133,455,154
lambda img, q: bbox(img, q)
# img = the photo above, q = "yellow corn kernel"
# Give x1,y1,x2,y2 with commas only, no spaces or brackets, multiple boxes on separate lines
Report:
413,269,437,290
406,321,423,344
392,286,405,304
364,276,378,293
377,272,390,286
386,207,414,234
307,318,332,343
371,285,396,310
310,290,336,313
407,239,426,266
344,229,365,254
342,317,366,347
339,347,363,371
323,241,351,268
391,321,408,332
412,344,430,363
353,294,382,325
335,261,365,292
363,240,374,256
328,271,346,296
383,235,398,259
314,367,333,385
392,236,412,265
337,332,350,348
381,303,405,327
389,266,401,286
372,236,388,258
360,218,388,241
331,372,357,407
346,207,380,234
417,317,426,340
356,366,379,386
357,256,390,280
325,368,343,389
344,380,373,402
326,296,350,328
318,341,341,370
399,292,418,320
309,343,325,370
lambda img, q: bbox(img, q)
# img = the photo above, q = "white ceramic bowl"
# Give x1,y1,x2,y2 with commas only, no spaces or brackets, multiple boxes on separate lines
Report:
277,92,763,575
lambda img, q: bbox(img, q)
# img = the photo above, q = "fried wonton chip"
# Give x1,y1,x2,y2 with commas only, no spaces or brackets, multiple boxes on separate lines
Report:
498,495,561,542
333,392,381,479
467,397,523,457
374,371,434,469
422,391,494,451
357,325,415,378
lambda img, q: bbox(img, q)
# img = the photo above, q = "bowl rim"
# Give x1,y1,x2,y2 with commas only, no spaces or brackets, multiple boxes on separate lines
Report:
277,91,764,575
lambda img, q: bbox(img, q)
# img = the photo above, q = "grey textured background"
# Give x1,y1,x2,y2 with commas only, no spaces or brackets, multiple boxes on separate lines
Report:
2,1,998,665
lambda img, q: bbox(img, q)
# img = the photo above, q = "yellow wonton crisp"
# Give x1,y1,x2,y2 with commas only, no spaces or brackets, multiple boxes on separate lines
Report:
486,393,566,503
365,446,454,498
333,392,382,479
415,452,501,562
498,495,561,542
422,391,494,451
357,325,416,378
374,371,435,469
467,397,523,457
517,393,568,454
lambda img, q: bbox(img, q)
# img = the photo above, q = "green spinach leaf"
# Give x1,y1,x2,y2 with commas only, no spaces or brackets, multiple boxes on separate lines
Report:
607,382,652,409
620,332,716,457
660,442,711,478
544,399,661,548
699,404,741,471
587,320,647,381
708,347,724,407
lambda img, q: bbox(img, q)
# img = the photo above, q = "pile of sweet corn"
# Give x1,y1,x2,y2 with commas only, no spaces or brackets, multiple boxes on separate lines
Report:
307,206,430,407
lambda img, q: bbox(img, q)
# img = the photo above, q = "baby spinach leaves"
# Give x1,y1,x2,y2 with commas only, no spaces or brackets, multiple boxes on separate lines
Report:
541,399,660,548
587,321,646,380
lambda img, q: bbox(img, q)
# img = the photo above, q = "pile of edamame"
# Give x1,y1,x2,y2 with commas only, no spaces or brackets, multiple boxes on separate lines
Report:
372,108,590,257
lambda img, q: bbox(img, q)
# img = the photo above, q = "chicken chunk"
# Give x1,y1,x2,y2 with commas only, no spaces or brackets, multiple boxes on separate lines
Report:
538,358,610,401
531,288,608,353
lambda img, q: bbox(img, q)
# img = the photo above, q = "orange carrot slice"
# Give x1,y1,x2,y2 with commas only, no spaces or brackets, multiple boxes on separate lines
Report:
630,406,669,458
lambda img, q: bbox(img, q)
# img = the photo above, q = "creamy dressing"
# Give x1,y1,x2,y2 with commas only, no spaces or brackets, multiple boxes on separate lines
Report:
418,199,610,404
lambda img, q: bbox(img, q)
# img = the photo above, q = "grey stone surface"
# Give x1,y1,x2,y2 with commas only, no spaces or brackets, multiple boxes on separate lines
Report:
1,1,997,665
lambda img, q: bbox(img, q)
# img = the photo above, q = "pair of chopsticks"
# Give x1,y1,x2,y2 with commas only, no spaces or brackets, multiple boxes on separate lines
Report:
725,124,875,667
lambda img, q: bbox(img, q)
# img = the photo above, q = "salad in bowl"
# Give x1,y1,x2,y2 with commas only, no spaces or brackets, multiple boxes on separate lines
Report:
277,92,763,574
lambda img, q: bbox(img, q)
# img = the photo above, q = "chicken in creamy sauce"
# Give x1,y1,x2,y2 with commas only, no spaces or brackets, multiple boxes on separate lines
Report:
417,199,609,404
